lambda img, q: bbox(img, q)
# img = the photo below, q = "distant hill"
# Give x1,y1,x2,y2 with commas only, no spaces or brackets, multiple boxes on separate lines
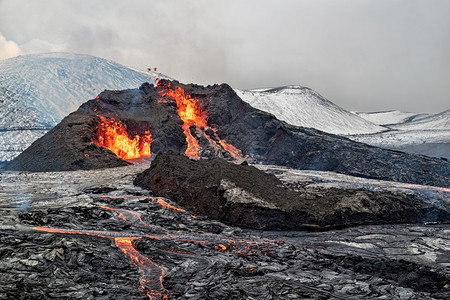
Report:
237,87,449,159
0,52,168,161
351,110,450,160
236,86,385,135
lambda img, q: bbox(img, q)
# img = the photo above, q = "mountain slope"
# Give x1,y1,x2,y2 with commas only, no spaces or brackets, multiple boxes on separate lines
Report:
236,86,449,159
236,86,386,135
389,109,450,130
351,109,450,159
5,80,450,188
353,110,426,126
0,52,167,161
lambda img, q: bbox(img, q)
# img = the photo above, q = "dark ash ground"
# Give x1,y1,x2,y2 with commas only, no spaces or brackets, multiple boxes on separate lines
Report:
0,163,449,299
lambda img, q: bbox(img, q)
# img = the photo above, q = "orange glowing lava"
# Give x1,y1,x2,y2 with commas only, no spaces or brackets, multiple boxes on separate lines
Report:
158,84,242,160
157,198,186,212
99,205,164,233
115,237,168,300
33,201,280,299
33,227,168,300
158,85,206,158
217,244,227,251
93,116,152,160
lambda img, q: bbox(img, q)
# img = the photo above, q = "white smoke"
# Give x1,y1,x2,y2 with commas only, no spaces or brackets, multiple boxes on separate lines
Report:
20,38,67,54
0,31,21,60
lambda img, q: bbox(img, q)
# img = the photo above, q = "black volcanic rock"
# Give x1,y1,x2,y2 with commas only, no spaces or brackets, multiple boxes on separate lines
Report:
5,80,450,188
3,112,130,172
4,85,186,172
134,152,430,230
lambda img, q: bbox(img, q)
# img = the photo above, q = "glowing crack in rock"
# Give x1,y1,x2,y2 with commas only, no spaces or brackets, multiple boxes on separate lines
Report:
32,226,168,299
33,201,278,299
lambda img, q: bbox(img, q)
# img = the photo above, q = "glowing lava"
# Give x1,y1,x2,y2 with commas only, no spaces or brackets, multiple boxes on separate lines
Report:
158,83,242,160
33,203,278,299
157,198,186,212
93,116,152,160
115,237,168,300
33,226,168,300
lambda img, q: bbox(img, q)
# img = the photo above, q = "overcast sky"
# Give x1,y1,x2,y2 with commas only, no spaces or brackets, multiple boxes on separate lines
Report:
0,0,449,113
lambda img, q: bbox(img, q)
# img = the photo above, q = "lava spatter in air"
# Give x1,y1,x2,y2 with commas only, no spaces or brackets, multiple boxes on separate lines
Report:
93,116,152,160
157,83,242,160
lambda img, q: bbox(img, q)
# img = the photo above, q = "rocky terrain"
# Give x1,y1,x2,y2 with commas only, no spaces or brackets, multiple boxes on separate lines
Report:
1,163,449,299
4,80,450,188
135,152,450,230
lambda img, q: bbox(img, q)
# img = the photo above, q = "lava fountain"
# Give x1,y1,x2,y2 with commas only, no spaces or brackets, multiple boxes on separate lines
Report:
93,116,152,160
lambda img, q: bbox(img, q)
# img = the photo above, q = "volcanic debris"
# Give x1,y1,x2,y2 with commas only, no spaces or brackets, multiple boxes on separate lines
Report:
133,152,439,230
1,165,449,299
4,80,450,188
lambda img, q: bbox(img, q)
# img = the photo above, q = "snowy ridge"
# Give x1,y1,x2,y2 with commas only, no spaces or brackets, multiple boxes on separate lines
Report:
389,109,450,130
349,110,450,159
353,110,426,126
236,86,386,135
0,52,169,161
236,86,449,159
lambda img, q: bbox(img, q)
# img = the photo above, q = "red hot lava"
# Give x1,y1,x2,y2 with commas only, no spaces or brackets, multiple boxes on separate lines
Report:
33,200,278,299
93,116,152,160
158,83,242,160
33,226,168,300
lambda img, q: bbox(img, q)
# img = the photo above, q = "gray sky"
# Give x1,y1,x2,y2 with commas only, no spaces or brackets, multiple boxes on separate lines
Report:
1,0,449,113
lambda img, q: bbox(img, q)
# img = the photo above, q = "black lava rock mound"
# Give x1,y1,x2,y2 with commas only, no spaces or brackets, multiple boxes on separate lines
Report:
134,152,431,230
5,80,450,188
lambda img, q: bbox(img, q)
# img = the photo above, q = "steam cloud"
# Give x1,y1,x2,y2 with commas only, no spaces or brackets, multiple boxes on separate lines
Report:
0,32,21,60
0,0,449,113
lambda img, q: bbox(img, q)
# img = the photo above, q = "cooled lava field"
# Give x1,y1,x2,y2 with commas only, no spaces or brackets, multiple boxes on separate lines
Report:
1,163,449,300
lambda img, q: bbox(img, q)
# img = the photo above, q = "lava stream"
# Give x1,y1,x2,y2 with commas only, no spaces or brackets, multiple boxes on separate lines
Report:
158,83,242,160
99,205,167,233
115,237,168,300
33,204,279,299
33,226,167,300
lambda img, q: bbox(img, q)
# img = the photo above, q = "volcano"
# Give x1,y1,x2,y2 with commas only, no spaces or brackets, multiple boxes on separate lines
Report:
0,53,169,162
4,80,450,188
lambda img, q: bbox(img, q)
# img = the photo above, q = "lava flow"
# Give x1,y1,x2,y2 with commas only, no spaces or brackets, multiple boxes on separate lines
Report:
115,237,168,300
93,116,152,160
33,201,277,299
158,83,242,159
33,226,168,300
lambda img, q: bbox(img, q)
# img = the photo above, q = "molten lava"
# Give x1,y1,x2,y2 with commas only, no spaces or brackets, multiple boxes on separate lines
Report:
33,226,168,300
93,116,152,160
156,198,186,212
33,201,277,299
115,237,168,300
158,85,206,158
158,83,242,160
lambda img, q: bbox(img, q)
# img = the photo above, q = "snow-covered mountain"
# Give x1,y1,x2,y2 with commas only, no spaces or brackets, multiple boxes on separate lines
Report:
353,110,427,126
0,53,167,162
350,109,450,159
236,86,449,159
1,53,448,163
388,109,449,131
236,86,386,135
